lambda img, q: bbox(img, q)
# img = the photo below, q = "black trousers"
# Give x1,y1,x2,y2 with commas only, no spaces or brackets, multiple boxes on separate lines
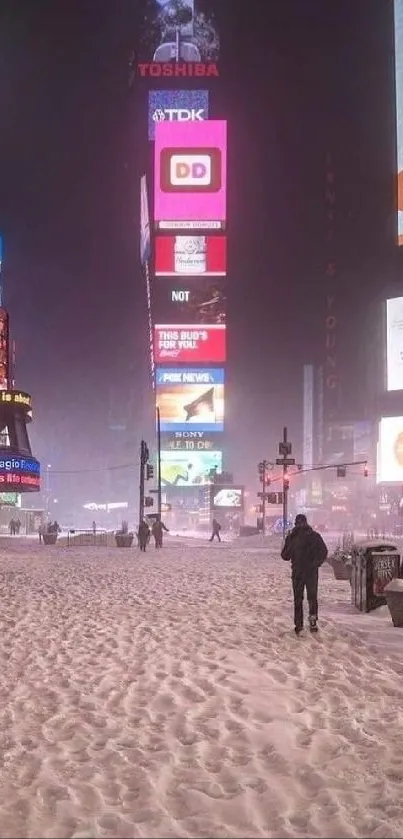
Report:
292,567,318,628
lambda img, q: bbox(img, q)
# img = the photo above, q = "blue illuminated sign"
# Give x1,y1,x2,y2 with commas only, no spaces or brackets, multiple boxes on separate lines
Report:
148,89,209,141
156,367,224,385
0,450,40,492
156,367,224,433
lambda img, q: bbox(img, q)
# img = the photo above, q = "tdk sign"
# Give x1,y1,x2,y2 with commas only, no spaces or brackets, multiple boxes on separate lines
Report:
148,90,209,141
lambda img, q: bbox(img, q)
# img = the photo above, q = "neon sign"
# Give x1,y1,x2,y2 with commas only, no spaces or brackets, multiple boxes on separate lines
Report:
137,63,218,78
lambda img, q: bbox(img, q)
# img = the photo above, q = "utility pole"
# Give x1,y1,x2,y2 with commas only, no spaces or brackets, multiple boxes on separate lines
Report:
139,440,149,525
257,460,268,535
156,407,162,521
276,426,295,540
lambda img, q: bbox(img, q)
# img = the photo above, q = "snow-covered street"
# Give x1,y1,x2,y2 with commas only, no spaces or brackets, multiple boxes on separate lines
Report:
0,538,402,838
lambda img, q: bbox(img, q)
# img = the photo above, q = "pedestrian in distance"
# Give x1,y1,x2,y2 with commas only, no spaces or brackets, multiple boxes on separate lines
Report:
209,518,222,542
151,519,169,548
281,513,328,635
138,520,150,552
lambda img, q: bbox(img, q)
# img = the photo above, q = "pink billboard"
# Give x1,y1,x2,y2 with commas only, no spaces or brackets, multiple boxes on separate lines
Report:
154,120,227,231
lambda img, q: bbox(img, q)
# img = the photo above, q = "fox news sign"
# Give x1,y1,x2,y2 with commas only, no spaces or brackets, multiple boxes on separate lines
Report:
148,90,209,141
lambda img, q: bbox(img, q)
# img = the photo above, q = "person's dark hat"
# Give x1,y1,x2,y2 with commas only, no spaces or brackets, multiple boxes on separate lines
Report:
294,513,307,527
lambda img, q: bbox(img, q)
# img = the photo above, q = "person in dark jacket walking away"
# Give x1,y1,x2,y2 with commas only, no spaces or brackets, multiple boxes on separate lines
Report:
281,513,328,634
138,520,150,552
152,519,169,548
209,518,222,542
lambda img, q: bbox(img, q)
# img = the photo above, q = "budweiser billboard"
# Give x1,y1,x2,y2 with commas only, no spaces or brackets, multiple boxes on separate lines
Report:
155,235,226,276
154,324,226,364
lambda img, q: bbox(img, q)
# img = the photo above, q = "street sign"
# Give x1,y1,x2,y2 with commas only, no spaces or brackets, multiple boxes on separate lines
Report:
149,489,159,493
275,457,295,466
257,491,270,499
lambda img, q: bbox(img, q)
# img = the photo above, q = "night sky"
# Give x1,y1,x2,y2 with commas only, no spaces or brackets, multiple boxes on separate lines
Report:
0,0,396,504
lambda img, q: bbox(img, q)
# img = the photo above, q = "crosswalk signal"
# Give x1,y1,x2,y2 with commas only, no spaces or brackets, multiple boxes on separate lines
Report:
146,464,154,480
145,496,154,507
337,466,346,478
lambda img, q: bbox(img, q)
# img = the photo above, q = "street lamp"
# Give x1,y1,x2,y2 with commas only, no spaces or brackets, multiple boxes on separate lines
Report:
45,464,51,517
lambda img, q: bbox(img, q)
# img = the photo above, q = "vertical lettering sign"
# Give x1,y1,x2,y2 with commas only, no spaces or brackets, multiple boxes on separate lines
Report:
0,308,9,391
324,153,339,410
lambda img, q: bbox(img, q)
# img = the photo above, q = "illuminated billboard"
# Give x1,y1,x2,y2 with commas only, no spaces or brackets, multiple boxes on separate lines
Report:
154,121,227,230
211,486,244,509
395,0,403,243
161,431,218,452
140,175,151,265
377,416,403,482
156,367,224,432
137,0,219,67
386,297,403,390
153,277,226,325
160,449,222,487
155,324,226,363
148,90,209,141
0,452,40,492
155,235,226,276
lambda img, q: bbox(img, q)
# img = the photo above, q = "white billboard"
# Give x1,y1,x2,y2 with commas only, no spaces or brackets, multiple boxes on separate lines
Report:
302,364,314,469
140,174,151,265
377,416,403,482
395,0,403,243
386,297,403,390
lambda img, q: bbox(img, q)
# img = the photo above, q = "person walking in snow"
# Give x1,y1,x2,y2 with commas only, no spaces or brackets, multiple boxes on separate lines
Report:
138,520,150,552
281,513,328,635
209,518,222,542
151,519,169,548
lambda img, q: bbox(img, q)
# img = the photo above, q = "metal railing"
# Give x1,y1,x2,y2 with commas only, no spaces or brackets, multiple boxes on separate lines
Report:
66,529,108,547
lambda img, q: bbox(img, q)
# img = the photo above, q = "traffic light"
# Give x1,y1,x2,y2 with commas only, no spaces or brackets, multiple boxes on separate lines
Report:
146,464,154,480
283,475,290,490
364,464,368,478
258,461,266,481
141,440,149,465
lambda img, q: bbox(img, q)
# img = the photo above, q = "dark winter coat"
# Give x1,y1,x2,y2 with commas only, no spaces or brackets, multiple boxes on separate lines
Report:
281,524,328,572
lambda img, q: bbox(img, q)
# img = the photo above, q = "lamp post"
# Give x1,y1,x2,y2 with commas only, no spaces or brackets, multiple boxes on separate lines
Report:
45,464,51,518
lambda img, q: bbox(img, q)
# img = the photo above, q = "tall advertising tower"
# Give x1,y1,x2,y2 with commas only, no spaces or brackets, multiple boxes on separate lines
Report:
137,1,233,525
0,235,40,505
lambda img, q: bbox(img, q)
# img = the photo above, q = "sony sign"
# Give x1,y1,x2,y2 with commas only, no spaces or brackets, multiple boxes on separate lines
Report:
148,90,209,141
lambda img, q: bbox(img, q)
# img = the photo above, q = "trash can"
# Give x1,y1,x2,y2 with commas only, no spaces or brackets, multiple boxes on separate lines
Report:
351,541,400,612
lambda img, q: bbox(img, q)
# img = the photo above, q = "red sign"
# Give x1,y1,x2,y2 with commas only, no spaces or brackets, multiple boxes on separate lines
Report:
155,325,226,364
137,63,218,78
155,235,226,277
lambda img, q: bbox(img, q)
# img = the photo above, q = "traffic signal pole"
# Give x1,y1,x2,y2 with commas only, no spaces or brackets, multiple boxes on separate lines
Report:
156,406,162,521
139,439,148,525
275,426,294,540
262,460,267,535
